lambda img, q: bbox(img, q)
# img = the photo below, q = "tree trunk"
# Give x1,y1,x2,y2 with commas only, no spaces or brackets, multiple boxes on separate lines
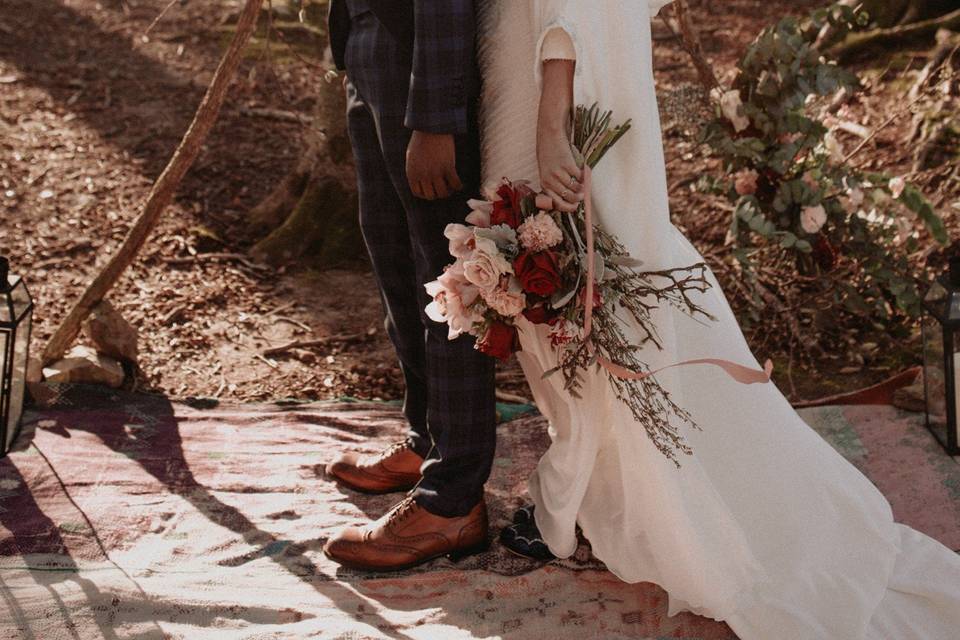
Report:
247,1,363,269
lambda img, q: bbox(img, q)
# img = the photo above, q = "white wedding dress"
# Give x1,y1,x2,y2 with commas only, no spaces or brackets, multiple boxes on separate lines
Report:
476,1,960,638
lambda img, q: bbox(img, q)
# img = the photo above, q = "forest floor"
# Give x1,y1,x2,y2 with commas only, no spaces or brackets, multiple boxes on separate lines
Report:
1,0,956,405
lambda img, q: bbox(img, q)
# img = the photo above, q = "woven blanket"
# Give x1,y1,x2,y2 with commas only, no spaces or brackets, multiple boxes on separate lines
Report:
1,384,958,639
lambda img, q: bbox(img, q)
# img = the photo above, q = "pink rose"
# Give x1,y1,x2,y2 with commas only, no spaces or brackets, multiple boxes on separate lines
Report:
733,169,759,196
800,204,827,234
464,248,510,292
518,212,564,252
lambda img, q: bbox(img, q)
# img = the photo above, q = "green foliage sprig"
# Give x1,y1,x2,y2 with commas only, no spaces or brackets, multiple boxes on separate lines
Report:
700,3,947,318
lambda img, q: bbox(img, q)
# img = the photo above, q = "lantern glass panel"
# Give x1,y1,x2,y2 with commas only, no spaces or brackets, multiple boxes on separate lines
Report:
5,314,29,451
9,277,30,321
0,329,7,440
922,315,948,445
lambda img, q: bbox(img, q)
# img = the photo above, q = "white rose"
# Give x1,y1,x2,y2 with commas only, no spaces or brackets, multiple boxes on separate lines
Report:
800,204,828,234
717,89,750,133
848,187,864,207
824,131,845,163
888,176,906,199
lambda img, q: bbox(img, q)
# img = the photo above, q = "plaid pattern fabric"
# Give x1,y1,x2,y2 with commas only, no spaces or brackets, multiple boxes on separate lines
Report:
343,8,496,518
404,0,479,135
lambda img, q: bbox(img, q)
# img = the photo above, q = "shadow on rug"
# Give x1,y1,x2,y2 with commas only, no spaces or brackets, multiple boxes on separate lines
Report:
0,384,957,639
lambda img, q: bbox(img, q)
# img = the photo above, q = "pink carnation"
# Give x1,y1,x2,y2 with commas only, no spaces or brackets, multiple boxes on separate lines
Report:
518,212,563,252
483,277,527,318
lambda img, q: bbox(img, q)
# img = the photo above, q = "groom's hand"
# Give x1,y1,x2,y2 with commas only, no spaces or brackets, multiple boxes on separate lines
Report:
406,131,463,201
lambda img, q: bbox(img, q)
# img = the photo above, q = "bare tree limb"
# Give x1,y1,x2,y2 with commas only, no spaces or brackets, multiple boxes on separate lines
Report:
662,1,721,93
42,0,264,366
832,8,960,61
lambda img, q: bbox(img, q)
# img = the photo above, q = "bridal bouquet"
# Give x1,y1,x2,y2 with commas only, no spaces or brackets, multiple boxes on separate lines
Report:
426,105,721,462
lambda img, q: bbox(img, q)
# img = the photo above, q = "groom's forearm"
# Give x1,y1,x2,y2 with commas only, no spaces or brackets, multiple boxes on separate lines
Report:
538,59,576,136
405,0,475,135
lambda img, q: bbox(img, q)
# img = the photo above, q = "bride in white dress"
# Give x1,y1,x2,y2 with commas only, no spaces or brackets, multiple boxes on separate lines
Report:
476,1,960,638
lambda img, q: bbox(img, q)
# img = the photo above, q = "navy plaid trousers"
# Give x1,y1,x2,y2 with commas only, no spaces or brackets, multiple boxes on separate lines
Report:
342,5,496,518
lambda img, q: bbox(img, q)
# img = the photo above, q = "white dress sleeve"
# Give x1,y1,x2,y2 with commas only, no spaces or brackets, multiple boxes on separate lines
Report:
531,1,674,86
540,27,576,61
531,1,581,89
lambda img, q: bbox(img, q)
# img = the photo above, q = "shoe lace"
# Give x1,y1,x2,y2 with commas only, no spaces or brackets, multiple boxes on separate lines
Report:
375,440,412,463
386,494,418,525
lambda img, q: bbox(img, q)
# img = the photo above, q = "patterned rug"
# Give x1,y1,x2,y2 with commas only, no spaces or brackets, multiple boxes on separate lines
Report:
1,384,958,639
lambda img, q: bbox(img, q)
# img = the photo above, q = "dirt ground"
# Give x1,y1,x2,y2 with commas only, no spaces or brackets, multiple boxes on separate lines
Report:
0,0,955,405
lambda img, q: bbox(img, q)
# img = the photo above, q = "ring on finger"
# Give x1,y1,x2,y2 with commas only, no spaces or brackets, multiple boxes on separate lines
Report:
562,189,570,199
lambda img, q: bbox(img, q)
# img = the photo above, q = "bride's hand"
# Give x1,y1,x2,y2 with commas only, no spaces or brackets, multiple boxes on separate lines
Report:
537,127,584,213
537,58,582,213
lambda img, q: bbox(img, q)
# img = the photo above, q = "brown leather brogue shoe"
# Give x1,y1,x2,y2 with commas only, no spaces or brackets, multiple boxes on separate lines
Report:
325,441,423,494
323,495,489,571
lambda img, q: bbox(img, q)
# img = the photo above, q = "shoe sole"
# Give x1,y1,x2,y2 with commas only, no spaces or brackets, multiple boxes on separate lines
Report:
500,542,555,562
323,540,490,572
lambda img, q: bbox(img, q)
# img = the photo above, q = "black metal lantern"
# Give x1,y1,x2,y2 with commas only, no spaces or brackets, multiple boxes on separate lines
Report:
922,256,960,456
0,256,33,456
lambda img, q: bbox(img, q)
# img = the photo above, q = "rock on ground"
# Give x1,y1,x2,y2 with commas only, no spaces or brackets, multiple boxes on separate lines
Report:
82,300,138,363
42,345,125,388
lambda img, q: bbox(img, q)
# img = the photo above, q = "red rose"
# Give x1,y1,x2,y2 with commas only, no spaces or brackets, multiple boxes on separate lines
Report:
522,304,560,325
514,250,562,297
477,321,520,360
491,183,523,228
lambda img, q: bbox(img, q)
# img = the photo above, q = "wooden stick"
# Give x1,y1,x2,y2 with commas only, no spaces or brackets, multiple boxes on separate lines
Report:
42,0,264,366
261,333,365,357
833,8,960,61
663,1,721,93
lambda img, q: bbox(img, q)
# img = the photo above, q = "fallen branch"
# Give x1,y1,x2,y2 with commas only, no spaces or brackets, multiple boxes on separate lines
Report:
165,251,271,272
832,8,960,61
42,0,264,366
238,106,313,124
261,333,365,357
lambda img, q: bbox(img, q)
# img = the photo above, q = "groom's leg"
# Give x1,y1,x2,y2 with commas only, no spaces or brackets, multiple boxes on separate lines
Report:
342,9,496,518
345,84,432,458
373,110,498,519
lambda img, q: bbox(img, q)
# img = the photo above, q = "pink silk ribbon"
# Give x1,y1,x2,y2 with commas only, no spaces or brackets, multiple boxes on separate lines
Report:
578,165,773,386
